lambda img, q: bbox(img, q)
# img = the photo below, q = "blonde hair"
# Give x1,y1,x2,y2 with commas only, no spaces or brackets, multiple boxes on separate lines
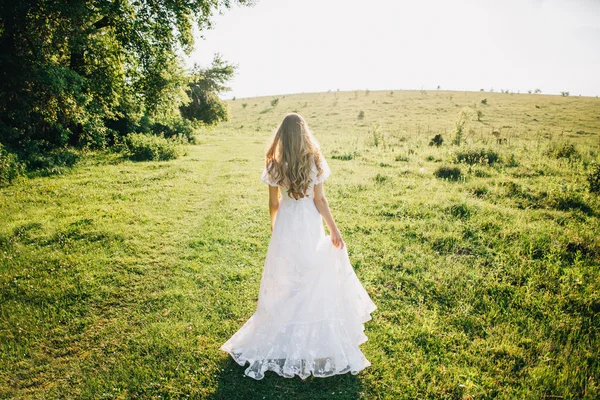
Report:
265,113,325,200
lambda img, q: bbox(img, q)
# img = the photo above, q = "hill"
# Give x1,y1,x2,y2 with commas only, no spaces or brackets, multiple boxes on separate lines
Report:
1,90,599,398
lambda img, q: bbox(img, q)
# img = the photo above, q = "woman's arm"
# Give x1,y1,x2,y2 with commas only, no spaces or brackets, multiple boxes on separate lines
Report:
268,185,279,232
313,183,344,249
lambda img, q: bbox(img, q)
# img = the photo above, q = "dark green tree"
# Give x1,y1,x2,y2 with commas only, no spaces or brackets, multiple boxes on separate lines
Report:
180,54,235,125
0,0,251,156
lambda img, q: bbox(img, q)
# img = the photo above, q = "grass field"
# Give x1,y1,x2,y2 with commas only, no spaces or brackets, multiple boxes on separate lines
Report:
1,89,599,399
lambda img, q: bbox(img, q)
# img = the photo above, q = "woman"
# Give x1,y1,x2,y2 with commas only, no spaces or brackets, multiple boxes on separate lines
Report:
220,113,376,380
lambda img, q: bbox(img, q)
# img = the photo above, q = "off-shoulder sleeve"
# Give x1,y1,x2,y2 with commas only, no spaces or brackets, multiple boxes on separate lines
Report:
313,154,331,184
261,162,278,186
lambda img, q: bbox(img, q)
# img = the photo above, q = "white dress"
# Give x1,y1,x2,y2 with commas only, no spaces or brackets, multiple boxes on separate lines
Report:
220,154,377,380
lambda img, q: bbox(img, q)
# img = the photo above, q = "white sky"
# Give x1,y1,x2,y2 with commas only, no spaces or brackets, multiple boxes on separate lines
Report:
183,0,600,98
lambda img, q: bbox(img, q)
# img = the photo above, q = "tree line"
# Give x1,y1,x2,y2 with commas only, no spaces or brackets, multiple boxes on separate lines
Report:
0,0,252,161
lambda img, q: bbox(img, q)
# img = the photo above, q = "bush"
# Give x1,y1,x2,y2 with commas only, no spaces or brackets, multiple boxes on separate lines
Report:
375,173,387,183
270,98,279,107
25,148,80,172
546,142,579,160
452,110,468,145
454,148,500,165
434,166,462,181
470,185,489,197
331,151,358,161
357,111,365,120
0,144,25,186
588,164,600,194
448,202,471,219
549,191,592,214
150,117,196,142
429,134,443,147
123,133,180,161
505,153,520,167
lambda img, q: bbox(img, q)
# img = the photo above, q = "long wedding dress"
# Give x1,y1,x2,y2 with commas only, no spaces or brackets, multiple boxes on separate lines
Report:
220,154,377,380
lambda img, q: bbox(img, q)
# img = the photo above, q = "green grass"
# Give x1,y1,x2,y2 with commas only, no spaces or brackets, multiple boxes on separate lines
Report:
1,90,600,399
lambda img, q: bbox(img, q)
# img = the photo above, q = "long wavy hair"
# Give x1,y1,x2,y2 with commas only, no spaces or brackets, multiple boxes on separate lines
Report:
265,113,325,200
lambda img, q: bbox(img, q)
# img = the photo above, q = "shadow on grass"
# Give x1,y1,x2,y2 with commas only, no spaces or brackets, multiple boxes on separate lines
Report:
209,356,364,400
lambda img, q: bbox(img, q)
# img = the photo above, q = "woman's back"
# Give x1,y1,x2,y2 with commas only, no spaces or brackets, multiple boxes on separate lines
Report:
262,156,331,201
220,113,376,380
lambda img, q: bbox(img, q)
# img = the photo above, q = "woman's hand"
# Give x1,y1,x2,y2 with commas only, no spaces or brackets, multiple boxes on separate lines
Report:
330,228,345,249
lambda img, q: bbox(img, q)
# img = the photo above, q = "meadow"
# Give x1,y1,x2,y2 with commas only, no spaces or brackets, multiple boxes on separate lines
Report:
1,89,599,399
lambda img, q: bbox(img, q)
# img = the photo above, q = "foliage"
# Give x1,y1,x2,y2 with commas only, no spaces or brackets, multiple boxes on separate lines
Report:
429,134,443,147
25,148,80,172
122,133,180,161
0,0,247,158
452,110,469,145
179,55,235,125
150,117,197,142
0,144,25,186
331,151,358,161
374,173,387,183
588,164,600,194
270,98,279,107
546,142,580,160
358,110,365,120
454,148,500,165
434,166,462,181
371,124,383,147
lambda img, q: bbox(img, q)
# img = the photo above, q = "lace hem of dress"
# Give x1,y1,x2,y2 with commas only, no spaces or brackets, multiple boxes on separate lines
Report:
220,305,376,380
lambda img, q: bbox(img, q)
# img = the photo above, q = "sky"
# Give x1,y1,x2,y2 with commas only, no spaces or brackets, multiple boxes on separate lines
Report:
182,0,600,99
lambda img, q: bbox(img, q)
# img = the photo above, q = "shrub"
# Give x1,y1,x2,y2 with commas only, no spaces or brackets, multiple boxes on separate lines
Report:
588,164,600,194
546,142,579,160
452,110,468,145
395,154,409,162
549,191,592,214
331,151,358,161
429,134,443,147
434,166,462,181
357,110,365,120
25,148,80,172
448,202,471,219
0,144,25,186
470,185,489,197
150,117,196,142
270,98,279,107
371,125,383,148
454,148,500,165
123,133,179,161
505,153,520,167
242,103,248,109
375,173,387,183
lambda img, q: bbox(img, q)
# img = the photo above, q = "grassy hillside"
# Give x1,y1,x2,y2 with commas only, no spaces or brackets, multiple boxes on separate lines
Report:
1,90,599,399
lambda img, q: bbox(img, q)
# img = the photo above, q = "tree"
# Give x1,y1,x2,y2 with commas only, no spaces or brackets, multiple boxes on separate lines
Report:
179,54,236,125
0,0,252,154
